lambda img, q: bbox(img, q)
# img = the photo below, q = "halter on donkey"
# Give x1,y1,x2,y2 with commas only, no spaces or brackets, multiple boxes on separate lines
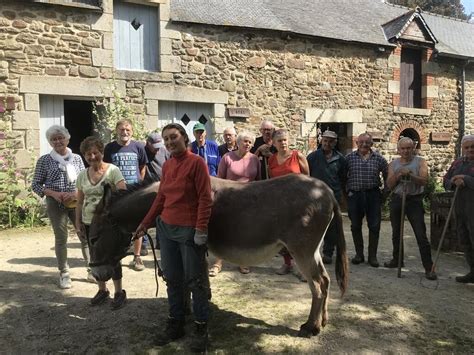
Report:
87,174,349,337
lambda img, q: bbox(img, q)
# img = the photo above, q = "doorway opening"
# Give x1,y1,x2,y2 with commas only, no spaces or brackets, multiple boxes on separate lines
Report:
64,100,94,155
317,123,351,154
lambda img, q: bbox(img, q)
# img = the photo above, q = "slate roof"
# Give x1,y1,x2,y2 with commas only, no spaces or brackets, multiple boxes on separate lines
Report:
382,8,437,43
170,0,474,59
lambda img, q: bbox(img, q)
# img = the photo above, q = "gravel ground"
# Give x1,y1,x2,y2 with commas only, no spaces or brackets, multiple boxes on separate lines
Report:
0,216,473,354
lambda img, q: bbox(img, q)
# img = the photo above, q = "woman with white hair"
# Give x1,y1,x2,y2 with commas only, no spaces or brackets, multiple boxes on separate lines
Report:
443,134,474,283
32,125,90,289
208,131,261,276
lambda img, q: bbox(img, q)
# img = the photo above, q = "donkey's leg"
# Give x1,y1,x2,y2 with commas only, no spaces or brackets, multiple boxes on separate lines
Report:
318,260,330,327
291,249,324,337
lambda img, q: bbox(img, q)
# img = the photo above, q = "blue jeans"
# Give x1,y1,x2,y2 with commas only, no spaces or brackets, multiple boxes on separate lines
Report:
347,188,382,258
157,217,209,322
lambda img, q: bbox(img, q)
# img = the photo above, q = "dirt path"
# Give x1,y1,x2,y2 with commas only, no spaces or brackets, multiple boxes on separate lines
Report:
1,216,473,353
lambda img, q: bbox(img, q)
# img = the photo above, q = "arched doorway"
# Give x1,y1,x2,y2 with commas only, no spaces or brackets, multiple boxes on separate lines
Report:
398,128,421,149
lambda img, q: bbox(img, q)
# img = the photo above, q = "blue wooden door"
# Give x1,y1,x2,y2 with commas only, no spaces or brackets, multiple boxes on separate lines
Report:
114,2,159,71
158,101,214,142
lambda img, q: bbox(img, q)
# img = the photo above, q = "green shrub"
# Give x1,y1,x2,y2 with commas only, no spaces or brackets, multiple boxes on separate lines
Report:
0,110,45,229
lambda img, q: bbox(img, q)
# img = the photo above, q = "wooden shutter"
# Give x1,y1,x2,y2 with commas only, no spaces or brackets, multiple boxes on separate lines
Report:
39,96,64,155
114,2,159,71
158,101,214,141
400,48,422,108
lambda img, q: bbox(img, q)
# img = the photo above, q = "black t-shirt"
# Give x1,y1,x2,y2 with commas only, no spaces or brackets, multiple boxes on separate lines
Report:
250,136,277,180
218,143,237,158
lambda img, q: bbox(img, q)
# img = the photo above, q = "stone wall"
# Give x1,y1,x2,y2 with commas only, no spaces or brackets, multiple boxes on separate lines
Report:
0,0,470,180
168,22,464,178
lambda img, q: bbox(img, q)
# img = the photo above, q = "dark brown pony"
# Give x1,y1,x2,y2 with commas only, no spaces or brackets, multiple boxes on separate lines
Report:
88,174,348,337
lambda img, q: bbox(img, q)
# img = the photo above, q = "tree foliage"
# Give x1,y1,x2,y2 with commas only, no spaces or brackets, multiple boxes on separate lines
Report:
387,0,470,20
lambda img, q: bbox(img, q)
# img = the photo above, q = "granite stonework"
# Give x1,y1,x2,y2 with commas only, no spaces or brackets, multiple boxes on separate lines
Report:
0,0,471,179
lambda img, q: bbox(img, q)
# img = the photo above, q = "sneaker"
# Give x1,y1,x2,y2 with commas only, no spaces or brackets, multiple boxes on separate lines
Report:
156,318,185,346
455,272,474,283
351,255,365,265
59,272,72,289
275,264,292,275
111,290,127,310
130,256,145,271
87,271,97,283
239,266,250,274
322,255,332,264
384,259,404,268
140,246,148,257
190,321,208,353
90,289,110,306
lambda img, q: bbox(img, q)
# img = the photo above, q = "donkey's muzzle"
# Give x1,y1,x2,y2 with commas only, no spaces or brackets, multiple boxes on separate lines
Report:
91,265,114,282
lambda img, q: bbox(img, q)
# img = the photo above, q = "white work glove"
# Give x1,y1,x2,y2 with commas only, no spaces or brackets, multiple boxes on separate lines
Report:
194,230,208,246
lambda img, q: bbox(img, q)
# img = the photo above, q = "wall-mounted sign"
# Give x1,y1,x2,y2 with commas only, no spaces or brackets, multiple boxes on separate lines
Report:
227,107,250,118
431,132,451,142
367,131,383,140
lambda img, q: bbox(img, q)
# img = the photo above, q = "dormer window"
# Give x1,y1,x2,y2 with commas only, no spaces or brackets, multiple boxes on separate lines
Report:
383,8,438,113
400,47,422,108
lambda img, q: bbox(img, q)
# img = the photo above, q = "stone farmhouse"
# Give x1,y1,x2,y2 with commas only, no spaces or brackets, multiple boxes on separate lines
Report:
1,0,474,178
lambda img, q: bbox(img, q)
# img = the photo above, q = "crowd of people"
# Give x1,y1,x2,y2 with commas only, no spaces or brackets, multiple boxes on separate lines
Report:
32,118,474,352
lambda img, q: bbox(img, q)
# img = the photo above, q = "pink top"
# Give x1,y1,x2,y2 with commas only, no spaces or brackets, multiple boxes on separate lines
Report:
268,150,301,177
217,151,261,182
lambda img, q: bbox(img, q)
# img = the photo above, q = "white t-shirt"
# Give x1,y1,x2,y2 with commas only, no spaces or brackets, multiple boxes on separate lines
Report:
76,164,124,224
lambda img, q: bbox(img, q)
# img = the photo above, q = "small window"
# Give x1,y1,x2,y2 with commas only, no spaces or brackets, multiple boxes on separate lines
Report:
400,48,422,108
113,1,159,72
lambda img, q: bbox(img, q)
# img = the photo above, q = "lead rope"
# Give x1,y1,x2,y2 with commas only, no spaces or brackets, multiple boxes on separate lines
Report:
144,232,164,297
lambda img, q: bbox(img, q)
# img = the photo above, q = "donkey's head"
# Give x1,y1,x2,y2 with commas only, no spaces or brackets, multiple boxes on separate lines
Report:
88,184,132,281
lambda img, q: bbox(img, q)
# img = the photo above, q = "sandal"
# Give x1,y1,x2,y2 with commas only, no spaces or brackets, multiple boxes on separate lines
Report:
239,266,250,274
208,264,222,277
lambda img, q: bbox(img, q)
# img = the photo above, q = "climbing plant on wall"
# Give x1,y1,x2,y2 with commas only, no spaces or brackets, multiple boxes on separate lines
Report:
92,81,146,143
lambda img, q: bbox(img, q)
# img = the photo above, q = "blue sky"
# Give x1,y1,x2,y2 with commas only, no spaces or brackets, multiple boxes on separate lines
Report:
462,0,474,15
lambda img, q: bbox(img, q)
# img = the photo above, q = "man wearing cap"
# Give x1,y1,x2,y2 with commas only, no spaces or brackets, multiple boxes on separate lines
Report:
306,130,347,264
145,132,170,181
218,127,238,158
190,123,221,176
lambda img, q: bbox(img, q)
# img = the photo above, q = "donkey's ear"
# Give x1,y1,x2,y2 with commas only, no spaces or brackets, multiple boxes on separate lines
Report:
102,183,114,208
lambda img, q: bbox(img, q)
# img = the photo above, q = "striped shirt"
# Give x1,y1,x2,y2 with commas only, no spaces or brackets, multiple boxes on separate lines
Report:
346,150,388,191
32,153,85,197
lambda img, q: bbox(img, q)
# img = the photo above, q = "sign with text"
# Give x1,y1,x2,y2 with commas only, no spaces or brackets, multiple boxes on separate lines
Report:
367,131,383,140
431,132,451,142
227,107,250,118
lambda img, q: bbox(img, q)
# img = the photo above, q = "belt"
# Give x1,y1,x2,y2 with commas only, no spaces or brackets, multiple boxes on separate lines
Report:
349,187,379,193
394,193,423,199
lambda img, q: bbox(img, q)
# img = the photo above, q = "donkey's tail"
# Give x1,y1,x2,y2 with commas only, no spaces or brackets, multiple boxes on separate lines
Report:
334,201,348,296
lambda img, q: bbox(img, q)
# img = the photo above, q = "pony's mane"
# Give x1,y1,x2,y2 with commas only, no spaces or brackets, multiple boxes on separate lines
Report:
111,180,154,203
94,180,158,217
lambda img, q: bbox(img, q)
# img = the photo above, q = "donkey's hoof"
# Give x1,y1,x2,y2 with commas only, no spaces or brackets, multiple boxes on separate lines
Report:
298,324,320,337
322,314,329,327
